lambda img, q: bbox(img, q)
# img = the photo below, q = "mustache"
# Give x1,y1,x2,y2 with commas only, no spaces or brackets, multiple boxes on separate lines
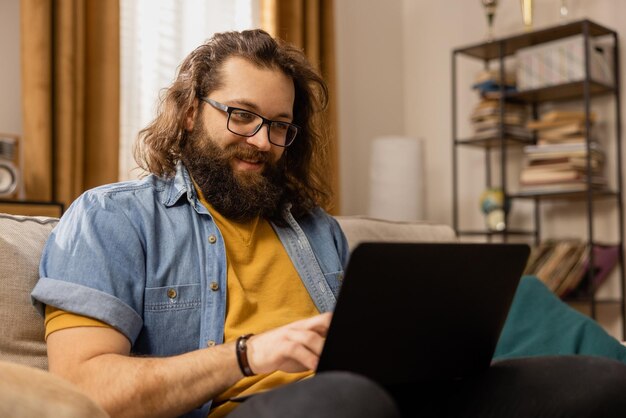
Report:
221,144,271,164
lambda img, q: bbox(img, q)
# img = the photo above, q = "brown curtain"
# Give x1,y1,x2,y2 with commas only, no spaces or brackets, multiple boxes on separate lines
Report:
21,0,119,209
261,0,339,214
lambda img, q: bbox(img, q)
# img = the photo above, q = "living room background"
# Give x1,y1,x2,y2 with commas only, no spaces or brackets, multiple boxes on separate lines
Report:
335,0,626,337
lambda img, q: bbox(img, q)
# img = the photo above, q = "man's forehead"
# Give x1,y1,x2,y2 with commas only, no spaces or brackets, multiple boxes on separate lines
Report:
212,57,295,117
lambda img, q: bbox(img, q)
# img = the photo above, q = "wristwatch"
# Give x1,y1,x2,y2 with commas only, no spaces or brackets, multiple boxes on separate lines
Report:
0,160,18,197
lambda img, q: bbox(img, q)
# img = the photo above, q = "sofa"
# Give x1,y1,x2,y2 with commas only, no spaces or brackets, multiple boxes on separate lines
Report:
0,212,457,417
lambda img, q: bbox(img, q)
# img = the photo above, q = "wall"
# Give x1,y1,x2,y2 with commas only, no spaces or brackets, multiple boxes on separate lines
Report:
335,0,626,338
334,0,406,216
0,0,22,136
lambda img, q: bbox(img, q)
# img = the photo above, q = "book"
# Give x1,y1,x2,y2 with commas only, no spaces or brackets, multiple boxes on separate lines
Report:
524,241,557,275
472,80,516,94
588,244,620,290
471,113,526,126
524,158,602,171
554,244,590,297
535,241,577,291
524,240,587,293
524,142,601,154
520,169,597,183
526,151,604,162
558,244,620,297
519,180,607,194
526,151,604,168
474,69,516,85
536,136,586,146
527,112,596,130
469,126,532,141
470,101,526,120
542,110,593,122
534,121,587,139
523,142,605,162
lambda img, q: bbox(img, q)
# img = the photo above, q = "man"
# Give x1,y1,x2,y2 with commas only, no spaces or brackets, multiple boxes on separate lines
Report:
32,29,626,418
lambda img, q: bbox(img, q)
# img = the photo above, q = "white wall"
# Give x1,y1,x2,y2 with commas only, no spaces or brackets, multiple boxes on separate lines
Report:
0,0,22,136
335,0,406,216
335,0,626,338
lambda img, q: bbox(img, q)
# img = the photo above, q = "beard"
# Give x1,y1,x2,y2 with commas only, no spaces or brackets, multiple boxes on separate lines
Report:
180,122,286,222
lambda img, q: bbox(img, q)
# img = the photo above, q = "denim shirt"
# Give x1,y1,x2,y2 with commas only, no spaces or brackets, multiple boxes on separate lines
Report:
31,163,349,417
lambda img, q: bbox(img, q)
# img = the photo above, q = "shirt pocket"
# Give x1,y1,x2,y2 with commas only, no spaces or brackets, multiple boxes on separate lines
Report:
144,283,202,312
138,283,202,356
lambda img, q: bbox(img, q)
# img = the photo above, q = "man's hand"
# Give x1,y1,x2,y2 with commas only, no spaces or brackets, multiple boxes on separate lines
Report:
246,312,332,375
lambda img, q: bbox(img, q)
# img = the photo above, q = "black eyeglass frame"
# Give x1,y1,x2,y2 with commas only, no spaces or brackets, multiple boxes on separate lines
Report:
200,97,300,147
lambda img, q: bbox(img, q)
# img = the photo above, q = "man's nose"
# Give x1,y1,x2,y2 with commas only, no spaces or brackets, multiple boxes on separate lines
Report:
246,124,272,152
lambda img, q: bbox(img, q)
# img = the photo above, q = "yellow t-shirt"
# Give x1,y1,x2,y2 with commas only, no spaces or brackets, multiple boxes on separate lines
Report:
44,305,110,339
44,193,320,418
201,198,319,418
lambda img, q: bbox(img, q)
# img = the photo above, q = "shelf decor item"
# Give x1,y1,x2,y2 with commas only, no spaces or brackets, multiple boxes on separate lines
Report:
559,0,569,22
516,35,613,92
479,187,509,231
520,0,534,31
481,0,498,41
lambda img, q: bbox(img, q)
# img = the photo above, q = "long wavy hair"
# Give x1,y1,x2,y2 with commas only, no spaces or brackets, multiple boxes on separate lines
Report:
134,29,331,217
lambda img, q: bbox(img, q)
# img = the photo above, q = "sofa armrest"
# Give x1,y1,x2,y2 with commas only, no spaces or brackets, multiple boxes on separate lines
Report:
0,360,109,418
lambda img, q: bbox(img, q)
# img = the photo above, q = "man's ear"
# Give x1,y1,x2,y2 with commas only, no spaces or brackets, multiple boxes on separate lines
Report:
185,99,199,131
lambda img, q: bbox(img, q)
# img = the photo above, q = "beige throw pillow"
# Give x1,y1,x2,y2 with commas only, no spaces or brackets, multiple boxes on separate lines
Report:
0,213,58,369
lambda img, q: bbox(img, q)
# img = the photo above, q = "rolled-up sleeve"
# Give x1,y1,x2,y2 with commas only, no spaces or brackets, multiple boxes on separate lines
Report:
31,190,146,344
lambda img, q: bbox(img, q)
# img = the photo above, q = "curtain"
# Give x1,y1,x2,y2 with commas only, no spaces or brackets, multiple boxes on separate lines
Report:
21,0,119,209
260,0,339,213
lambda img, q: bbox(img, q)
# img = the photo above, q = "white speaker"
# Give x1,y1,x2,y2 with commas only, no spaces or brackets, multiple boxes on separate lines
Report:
0,135,20,199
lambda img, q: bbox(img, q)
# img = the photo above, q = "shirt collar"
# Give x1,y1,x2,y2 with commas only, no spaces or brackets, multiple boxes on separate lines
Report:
162,162,196,207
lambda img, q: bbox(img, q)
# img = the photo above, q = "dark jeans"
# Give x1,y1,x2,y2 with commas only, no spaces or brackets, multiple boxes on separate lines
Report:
227,356,626,418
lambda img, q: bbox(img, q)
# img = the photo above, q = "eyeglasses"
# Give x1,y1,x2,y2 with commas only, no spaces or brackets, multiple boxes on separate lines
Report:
200,97,300,147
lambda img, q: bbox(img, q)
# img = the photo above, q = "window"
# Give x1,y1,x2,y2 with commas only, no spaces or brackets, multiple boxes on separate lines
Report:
119,0,260,180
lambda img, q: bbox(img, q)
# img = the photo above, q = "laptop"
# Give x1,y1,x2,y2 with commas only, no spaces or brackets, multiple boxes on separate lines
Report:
316,242,530,385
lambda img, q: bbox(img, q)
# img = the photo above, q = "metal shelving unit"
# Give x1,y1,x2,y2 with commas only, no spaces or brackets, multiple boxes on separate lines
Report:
451,20,625,337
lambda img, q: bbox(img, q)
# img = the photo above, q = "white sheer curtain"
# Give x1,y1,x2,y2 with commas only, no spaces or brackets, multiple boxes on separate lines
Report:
120,0,260,180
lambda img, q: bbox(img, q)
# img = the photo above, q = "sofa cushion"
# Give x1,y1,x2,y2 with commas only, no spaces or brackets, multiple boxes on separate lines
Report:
0,360,109,418
0,213,58,369
335,215,457,250
495,275,626,362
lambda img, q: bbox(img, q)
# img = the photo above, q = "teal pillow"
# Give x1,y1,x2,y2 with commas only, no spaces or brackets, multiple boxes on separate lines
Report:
494,275,626,363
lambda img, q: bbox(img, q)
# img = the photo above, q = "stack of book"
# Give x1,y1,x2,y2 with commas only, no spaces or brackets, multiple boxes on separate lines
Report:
468,70,530,142
519,111,606,193
469,99,530,141
524,239,619,298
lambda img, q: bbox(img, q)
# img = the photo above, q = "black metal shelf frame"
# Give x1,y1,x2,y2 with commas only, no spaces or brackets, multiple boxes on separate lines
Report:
451,20,625,337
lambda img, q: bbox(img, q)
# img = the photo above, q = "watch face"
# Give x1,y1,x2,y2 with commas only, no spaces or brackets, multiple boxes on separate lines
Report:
0,161,17,196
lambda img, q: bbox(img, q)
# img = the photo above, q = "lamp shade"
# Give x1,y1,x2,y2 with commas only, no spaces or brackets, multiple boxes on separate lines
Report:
368,136,425,221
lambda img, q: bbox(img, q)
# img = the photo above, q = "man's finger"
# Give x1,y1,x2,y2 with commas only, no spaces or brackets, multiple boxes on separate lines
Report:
287,329,326,357
289,312,332,335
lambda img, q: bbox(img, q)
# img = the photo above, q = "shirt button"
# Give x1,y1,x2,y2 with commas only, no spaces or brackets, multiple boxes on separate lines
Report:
210,281,219,291
207,340,216,347
208,235,217,244
167,288,177,299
